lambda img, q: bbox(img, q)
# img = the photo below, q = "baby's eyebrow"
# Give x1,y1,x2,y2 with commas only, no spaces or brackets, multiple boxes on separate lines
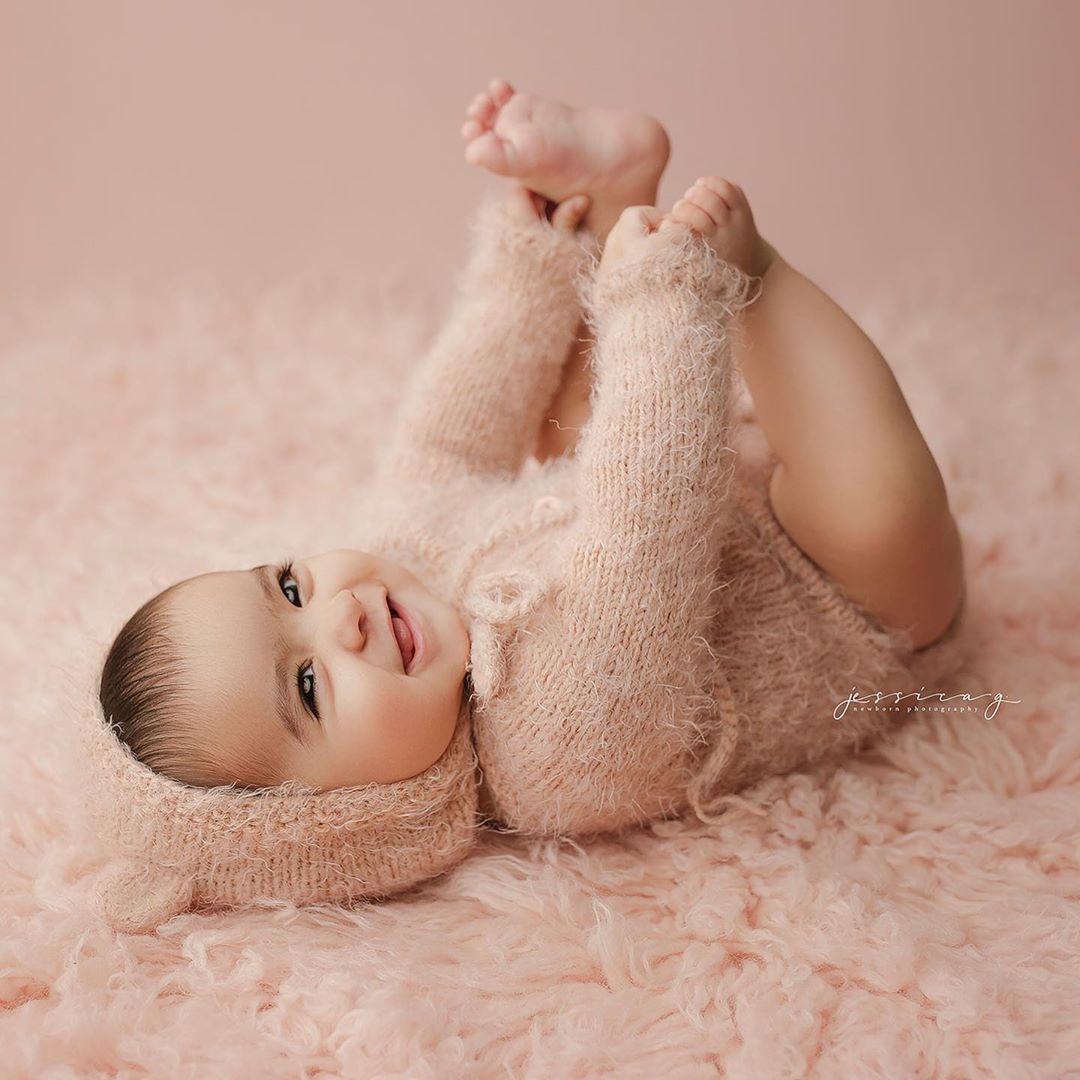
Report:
251,565,308,747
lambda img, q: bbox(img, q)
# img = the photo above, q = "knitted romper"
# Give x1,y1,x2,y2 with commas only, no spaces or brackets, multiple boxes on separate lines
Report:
363,196,970,839
81,195,970,931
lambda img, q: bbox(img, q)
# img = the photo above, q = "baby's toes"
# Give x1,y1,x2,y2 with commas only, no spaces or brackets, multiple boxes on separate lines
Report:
464,130,517,172
461,93,493,140
685,179,732,226
487,76,515,106
671,192,717,236
697,176,746,212
461,78,514,139
466,91,497,125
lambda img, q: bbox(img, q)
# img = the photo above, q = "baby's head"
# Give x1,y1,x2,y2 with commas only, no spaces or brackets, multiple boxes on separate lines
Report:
98,548,473,793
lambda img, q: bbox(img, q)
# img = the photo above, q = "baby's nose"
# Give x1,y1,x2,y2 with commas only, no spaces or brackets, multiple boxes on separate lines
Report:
330,589,366,651
334,587,386,653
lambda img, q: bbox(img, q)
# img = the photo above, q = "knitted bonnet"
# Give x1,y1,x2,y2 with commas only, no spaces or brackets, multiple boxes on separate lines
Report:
75,680,481,933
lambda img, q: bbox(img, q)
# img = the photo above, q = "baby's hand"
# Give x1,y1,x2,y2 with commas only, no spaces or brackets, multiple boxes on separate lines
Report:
597,205,692,275
503,182,591,235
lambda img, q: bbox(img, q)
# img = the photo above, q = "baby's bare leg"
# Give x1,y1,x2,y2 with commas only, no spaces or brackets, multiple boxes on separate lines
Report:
734,248,965,650
668,175,964,650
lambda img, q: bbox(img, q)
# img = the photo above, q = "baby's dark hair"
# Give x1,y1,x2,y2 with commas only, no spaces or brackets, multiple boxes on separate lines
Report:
98,581,269,790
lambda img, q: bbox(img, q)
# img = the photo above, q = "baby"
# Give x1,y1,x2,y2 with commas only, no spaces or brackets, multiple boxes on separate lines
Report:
87,78,966,930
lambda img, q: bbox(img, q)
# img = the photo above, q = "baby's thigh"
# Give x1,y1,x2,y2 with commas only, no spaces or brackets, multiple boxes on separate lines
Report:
767,460,964,650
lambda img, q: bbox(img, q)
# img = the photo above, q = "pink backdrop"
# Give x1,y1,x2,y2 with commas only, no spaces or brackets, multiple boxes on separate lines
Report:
3,0,1078,306
4,5,1080,1070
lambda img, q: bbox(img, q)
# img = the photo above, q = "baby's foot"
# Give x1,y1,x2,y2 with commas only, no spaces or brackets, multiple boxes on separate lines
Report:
460,77,669,238
670,176,774,278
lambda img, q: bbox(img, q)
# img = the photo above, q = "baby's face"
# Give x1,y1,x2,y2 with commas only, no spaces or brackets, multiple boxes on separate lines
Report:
166,548,471,790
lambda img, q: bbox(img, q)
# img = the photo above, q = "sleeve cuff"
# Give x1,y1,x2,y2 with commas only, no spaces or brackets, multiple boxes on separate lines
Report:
463,194,601,294
580,232,764,328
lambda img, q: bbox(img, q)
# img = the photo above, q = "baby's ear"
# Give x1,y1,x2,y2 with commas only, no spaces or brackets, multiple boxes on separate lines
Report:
91,856,195,934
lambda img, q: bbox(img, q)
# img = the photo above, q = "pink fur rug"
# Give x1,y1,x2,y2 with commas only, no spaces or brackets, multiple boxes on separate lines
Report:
1,268,1077,1077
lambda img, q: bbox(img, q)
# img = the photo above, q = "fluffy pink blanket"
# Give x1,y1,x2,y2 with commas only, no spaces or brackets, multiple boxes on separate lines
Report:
1,272,1077,1075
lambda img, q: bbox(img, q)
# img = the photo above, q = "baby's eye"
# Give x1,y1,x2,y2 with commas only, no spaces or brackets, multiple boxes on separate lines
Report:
278,566,302,607
298,662,319,719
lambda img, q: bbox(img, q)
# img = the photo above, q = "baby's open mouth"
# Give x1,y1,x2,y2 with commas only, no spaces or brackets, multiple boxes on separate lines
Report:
388,599,416,673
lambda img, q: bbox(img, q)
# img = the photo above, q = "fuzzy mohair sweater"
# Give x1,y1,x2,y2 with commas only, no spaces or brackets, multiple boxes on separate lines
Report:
81,196,968,932
371,196,968,830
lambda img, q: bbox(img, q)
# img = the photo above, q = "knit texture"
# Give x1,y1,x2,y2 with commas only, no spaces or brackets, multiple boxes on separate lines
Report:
370,198,969,840
77,697,479,933
81,194,970,931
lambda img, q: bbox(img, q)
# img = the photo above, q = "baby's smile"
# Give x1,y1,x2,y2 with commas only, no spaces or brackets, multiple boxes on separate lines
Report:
153,548,472,791
388,597,422,674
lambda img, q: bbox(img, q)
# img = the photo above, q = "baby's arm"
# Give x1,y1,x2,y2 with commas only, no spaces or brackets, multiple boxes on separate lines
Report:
375,188,597,489
485,214,761,837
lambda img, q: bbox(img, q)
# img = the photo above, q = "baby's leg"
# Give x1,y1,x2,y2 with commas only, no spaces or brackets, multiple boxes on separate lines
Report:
742,252,963,650
460,78,670,461
670,177,964,650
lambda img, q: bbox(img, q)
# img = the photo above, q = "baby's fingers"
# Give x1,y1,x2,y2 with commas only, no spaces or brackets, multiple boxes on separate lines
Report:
618,205,667,234
551,194,590,233
504,182,545,224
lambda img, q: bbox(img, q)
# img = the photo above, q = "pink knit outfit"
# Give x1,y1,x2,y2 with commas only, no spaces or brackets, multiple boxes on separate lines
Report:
80,196,968,932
